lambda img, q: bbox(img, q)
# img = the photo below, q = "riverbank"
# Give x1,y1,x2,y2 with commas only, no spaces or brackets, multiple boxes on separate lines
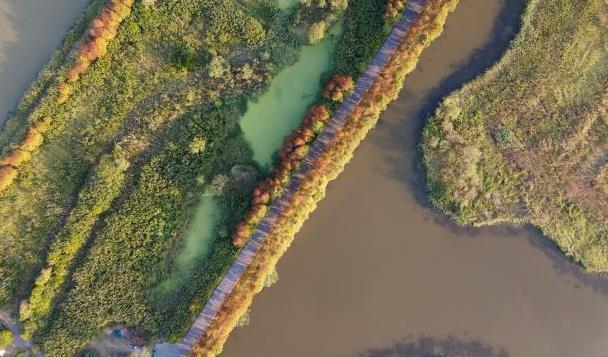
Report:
422,0,608,271
222,1,608,356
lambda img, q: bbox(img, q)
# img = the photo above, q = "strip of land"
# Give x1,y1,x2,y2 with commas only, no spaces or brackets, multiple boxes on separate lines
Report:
182,0,459,355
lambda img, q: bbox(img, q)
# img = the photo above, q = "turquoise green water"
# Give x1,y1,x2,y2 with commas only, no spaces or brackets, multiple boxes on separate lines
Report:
240,23,342,168
157,197,219,292
277,0,299,10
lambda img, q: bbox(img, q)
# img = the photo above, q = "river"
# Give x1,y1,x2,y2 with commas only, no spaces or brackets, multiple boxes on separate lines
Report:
222,0,608,356
0,0,89,125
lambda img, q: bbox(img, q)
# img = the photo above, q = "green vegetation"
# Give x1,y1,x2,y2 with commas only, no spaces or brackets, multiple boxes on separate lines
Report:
422,0,608,271
334,0,388,77
194,1,459,354
0,0,346,354
0,327,11,350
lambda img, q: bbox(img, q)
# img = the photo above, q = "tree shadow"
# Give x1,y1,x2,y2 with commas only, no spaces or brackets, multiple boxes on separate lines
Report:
523,226,608,297
358,335,509,357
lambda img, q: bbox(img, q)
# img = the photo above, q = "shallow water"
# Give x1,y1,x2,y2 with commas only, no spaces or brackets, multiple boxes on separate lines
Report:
0,0,89,124
240,24,341,168
223,1,608,356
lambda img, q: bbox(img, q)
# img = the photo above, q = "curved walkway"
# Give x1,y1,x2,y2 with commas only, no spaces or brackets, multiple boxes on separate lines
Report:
155,1,427,355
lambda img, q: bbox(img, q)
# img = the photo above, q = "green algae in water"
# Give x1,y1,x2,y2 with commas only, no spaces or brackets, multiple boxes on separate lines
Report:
156,197,219,293
278,0,299,10
240,23,343,168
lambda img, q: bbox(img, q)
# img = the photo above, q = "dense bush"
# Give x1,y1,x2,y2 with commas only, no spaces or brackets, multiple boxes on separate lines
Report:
422,0,608,271
334,0,388,77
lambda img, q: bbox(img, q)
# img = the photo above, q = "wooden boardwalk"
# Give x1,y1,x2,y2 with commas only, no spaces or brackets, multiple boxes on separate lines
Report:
154,1,428,355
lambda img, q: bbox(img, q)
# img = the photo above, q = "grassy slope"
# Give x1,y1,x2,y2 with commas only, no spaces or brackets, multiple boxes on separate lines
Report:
422,0,608,271
0,0,345,354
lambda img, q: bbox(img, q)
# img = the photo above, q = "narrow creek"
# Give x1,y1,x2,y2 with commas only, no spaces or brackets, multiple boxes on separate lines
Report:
222,1,608,356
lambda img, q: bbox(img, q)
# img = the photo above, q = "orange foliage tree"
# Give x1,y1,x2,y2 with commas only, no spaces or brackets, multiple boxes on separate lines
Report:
231,105,330,247
58,0,135,103
0,116,52,193
322,74,354,102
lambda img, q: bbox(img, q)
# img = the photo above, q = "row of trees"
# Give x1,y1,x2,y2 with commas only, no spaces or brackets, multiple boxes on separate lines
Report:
0,117,51,192
58,0,135,103
231,104,330,247
19,149,130,340
194,1,457,354
0,0,135,194
231,74,356,247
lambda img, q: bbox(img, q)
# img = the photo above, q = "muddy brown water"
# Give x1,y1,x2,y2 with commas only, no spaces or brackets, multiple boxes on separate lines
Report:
0,0,89,125
222,1,608,356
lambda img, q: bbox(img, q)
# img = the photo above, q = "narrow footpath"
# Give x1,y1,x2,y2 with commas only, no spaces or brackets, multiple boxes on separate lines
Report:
155,1,427,355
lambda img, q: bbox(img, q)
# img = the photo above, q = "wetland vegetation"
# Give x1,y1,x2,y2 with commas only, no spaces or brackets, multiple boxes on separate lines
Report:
0,0,345,354
423,0,608,272
3,0,607,355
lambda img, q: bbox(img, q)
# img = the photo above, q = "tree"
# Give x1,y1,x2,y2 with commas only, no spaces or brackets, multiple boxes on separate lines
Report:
308,21,326,44
323,74,354,102
189,137,206,154
209,56,229,79
0,329,12,349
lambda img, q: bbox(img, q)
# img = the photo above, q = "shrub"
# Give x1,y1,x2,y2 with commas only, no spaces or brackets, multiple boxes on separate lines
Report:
0,149,31,167
322,74,354,102
20,127,45,152
308,21,327,44
0,329,12,349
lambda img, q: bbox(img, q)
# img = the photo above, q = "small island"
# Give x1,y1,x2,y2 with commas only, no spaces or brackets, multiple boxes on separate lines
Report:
423,0,608,271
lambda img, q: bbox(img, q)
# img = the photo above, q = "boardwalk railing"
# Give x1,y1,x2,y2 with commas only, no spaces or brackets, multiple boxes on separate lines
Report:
157,1,428,355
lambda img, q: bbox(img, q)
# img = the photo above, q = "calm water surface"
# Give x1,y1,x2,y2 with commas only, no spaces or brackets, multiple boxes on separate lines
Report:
0,0,89,124
223,1,608,356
